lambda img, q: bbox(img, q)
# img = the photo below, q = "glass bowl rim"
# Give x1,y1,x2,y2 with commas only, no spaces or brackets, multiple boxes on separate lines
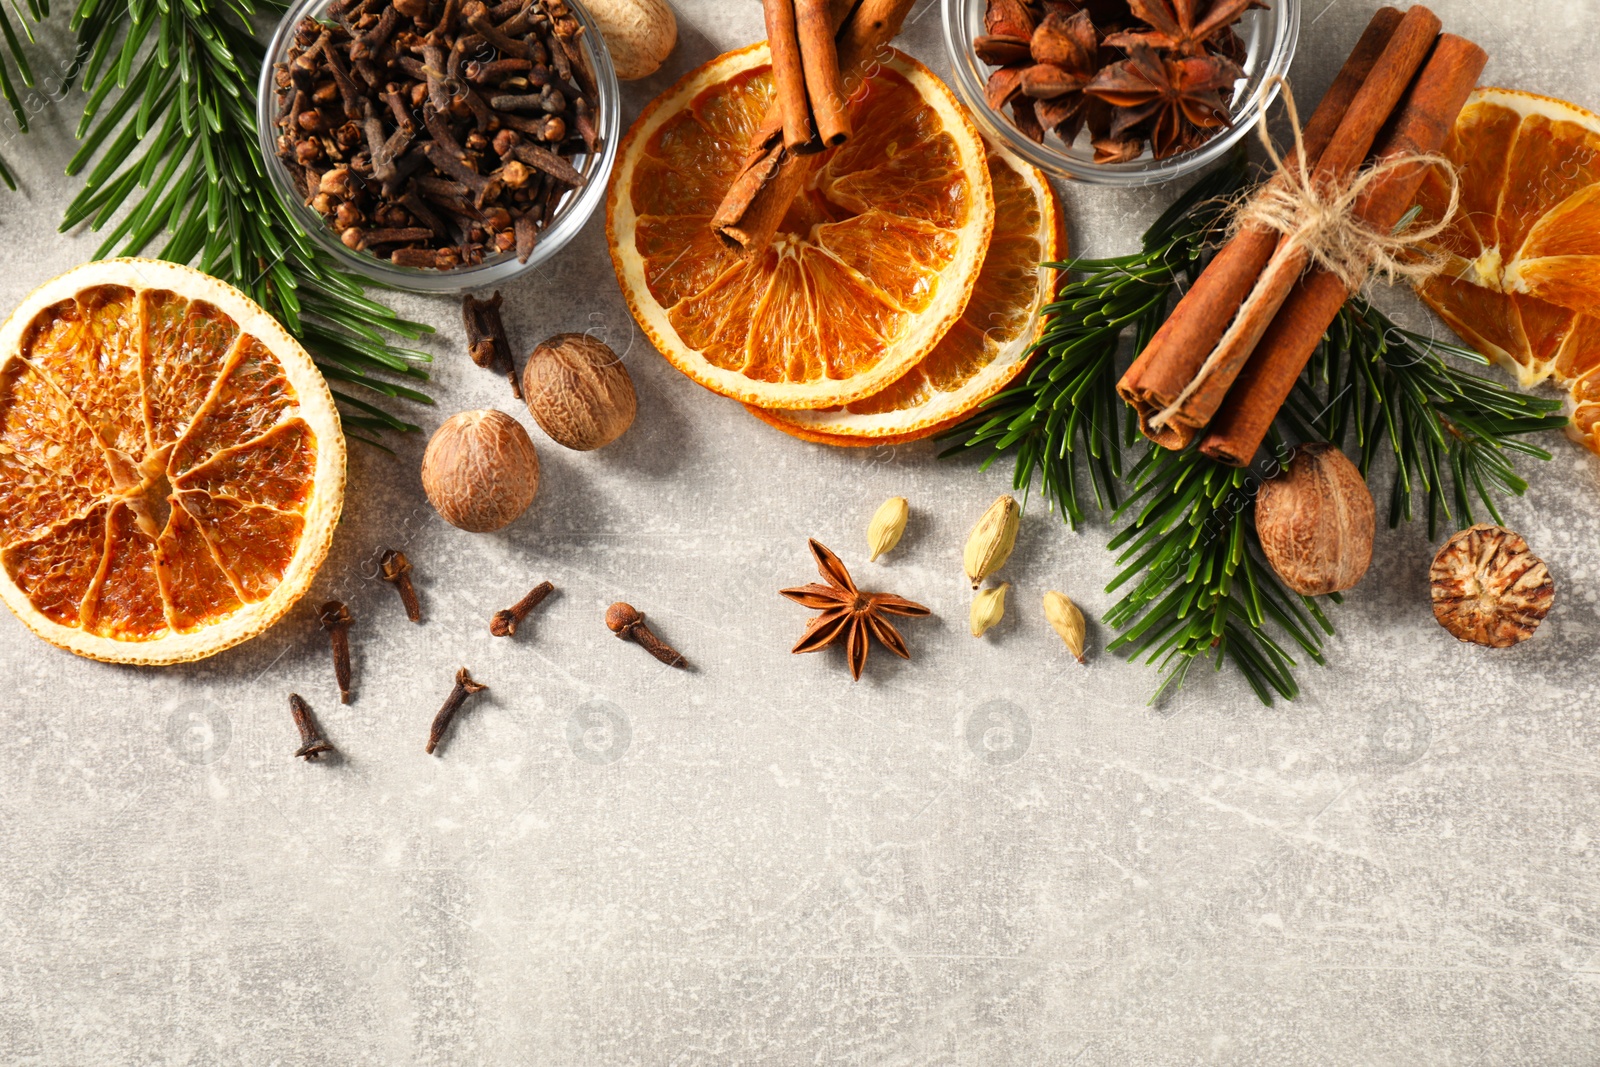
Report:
255,0,622,294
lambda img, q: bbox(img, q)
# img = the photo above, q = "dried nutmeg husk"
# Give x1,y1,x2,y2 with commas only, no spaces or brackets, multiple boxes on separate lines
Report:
421,410,541,532
867,497,909,562
964,494,1020,589
522,334,637,451
1430,524,1555,648
1254,443,1375,596
970,582,1010,637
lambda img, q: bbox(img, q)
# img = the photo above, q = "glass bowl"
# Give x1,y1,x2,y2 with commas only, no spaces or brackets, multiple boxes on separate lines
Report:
941,0,1299,185
257,0,621,293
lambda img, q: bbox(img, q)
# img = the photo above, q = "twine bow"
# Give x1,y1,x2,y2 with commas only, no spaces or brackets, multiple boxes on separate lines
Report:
1143,79,1462,435
1232,77,1461,289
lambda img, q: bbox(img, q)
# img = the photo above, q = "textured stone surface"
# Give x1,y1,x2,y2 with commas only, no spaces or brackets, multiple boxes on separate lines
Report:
2,1,1599,1063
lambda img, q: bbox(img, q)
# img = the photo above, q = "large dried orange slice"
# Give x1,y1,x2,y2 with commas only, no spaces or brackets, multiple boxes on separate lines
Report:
1413,88,1600,454
606,44,994,410
0,259,344,663
748,144,1063,445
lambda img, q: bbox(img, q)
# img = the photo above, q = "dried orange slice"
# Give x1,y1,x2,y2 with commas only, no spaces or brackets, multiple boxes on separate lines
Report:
607,44,994,410
1414,88,1600,454
748,144,1063,445
0,259,344,663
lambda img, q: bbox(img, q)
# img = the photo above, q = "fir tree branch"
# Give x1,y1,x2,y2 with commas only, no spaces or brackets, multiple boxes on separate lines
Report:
1289,298,1568,538
941,157,1568,705
53,0,433,439
940,153,1250,528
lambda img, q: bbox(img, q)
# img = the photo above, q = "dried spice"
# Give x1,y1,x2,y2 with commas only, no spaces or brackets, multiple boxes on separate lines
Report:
1429,525,1555,648
781,539,930,680
463,291,521,399
491,579,554,636
271,0,598,271
1253,443,1374,596
319,600,354,703
1085,44,1240,160
867,497,909,561
421,410,541,532
380,548,422,622
970,582,1009,637
426,668,488,754
289,694,336,761
963,495,1020,589
522,334,637,450
606,602,688,667
1042,590,1087,663
973,0,1263,160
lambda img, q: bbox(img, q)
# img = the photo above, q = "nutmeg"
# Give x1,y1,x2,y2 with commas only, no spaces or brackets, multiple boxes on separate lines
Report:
521,334,637,451
583,0,676,80
1253,443,1374,596
421,409,540,532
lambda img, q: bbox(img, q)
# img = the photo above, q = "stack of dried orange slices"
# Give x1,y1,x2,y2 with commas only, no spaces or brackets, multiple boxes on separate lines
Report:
1413,88,1600,454
0,259,343,663
606,44,1064,447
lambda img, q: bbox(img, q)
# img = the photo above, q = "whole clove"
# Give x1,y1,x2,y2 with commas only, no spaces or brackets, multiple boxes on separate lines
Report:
426,668,488,755
271,0,597,271
491,580,554,636
289,693,336,760
462,290,521,398
380,548,422,622
605,602,688,669
319,600,354,703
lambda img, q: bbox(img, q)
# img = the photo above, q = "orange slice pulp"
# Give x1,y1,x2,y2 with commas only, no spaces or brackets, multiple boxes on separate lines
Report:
606,45,995,411
0,258,343,663
1414,88,1600,454
749,144,1063,445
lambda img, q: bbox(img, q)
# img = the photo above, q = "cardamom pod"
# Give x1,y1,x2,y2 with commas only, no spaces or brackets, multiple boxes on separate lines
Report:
970,581,1010,637
1042,590,1086,663
963,494,1020,588
867,496,909,561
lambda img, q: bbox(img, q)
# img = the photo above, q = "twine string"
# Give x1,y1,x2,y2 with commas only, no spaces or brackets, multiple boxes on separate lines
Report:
1234,77,1461,289
1144,79,1462,434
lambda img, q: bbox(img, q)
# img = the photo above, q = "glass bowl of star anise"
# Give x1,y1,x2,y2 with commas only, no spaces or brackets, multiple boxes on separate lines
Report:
944,0,1298,183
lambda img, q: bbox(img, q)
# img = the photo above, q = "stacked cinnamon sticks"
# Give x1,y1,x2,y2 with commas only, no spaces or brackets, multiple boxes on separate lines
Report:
1116,6,1487,466
711,0,918,252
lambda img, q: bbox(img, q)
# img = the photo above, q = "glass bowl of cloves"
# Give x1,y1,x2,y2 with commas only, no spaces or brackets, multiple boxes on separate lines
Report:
258,0,621,293
943,0,1299,184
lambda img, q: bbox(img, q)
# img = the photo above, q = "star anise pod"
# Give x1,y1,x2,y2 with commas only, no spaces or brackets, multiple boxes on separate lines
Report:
1104,0,1264,56
1084,44,1240,159
780,539,931,680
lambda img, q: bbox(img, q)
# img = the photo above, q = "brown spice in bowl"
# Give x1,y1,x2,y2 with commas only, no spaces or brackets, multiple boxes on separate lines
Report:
975,0,1261,161
271,0,599,269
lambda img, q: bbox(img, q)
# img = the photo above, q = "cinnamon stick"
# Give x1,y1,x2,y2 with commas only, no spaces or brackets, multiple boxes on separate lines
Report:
764,0,814,151
798,0,850,149
1117,5,1432,449
711,0,914,253
1199,34,1489,468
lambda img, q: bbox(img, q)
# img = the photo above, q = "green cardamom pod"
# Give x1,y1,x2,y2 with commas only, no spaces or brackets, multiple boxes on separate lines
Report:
963,494,1019,588
969,581,1009,637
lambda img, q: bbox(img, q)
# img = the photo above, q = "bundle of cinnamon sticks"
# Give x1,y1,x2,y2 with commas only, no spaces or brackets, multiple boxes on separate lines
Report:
1116,5,1487,466
711,0,918,252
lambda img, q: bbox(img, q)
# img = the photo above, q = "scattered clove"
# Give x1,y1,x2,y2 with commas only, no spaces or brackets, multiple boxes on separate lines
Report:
380,548,422,622
462,291,521,399
426,668,488,755
605,602,687,669
271,0,597,271
289,693,336,761
319,600,354,703
491,580,554,636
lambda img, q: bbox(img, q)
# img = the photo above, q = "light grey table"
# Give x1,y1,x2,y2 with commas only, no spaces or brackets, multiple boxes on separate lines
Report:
2,1,1598,1063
